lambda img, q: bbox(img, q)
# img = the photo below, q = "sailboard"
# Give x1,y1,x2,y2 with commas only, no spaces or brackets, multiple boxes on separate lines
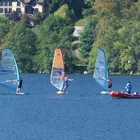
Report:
0,48,19,92
50,49,65,94
93,48,109,94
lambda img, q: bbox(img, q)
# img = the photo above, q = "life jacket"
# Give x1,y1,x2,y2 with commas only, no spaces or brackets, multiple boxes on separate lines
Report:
126,83,132,91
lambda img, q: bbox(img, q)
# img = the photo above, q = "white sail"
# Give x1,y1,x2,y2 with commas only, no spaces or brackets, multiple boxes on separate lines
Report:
0,48,19,91
93,48,108,92
50,49,64,91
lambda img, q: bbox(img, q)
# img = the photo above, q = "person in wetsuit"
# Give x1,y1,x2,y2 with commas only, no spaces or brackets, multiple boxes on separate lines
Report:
16,78,23,94
108,79,112,92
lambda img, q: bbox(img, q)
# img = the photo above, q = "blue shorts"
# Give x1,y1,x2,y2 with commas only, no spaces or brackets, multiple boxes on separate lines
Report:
64,81,68,87
64,83,68,88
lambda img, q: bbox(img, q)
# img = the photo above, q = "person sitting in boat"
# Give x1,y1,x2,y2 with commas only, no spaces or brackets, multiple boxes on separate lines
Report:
107,79,112,92
62,76,73,93
125,81,132,94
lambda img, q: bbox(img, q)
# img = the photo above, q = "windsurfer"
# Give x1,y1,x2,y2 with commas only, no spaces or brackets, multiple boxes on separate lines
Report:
125,81,132,94
62,76,73,93
103,78,112,92
16,78,23,94
107,79,112,92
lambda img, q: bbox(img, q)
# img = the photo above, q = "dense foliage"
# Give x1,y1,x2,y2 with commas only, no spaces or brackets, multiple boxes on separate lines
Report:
33,15,74,73
79,19,97,59
0,0,140,74
87,0,140,74
2,22,37,72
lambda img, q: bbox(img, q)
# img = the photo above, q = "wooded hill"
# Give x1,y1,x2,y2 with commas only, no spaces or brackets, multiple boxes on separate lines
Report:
0,0,140,74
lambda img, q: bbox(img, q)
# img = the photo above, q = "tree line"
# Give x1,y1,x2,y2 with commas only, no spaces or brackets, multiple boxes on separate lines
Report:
0,0,140,74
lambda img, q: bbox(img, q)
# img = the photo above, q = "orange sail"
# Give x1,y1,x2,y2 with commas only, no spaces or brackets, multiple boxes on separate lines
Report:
50,49,64,90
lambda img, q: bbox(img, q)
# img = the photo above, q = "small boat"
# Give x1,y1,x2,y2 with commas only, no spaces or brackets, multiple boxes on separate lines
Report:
93,48,109,94
110,91,140,99
50,48,65,94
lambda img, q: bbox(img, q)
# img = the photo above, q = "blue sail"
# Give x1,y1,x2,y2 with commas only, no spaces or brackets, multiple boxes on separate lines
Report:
0,49,19,91
93,48,108,91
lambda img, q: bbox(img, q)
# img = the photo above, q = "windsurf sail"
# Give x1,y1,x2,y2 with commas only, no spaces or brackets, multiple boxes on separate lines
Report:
50,49,64,91
0,48,19,91
93,48,108,91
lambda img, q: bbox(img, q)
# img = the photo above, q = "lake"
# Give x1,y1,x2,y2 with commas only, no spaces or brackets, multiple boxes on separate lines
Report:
0,74,140,140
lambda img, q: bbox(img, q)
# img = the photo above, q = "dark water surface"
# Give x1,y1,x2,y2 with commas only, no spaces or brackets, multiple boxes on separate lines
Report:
0,74,140,140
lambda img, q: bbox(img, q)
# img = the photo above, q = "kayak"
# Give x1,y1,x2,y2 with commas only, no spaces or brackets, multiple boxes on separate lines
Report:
110,90,140,99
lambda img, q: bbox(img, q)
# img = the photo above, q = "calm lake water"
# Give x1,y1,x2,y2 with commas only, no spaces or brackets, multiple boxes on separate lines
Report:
0,74,140,140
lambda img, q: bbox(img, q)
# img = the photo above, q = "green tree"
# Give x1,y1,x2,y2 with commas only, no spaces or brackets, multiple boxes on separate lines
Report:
31,12,45,26
54,4,76,22
87,0,140,74
116,20,140,73
50,0,88,20
2,23,37,73
0,15,14,47
58,26,75,73
79,19,97,59
34,15,74,73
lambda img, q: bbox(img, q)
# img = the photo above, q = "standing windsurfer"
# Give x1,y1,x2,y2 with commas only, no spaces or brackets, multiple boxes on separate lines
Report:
103,78,112,92
16,78,23,94
107,79,112,92
62,76,73,93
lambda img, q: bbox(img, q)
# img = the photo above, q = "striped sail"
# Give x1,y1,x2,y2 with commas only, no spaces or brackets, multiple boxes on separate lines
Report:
50,49,64,91
93,48,108,91
0,49,19,91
